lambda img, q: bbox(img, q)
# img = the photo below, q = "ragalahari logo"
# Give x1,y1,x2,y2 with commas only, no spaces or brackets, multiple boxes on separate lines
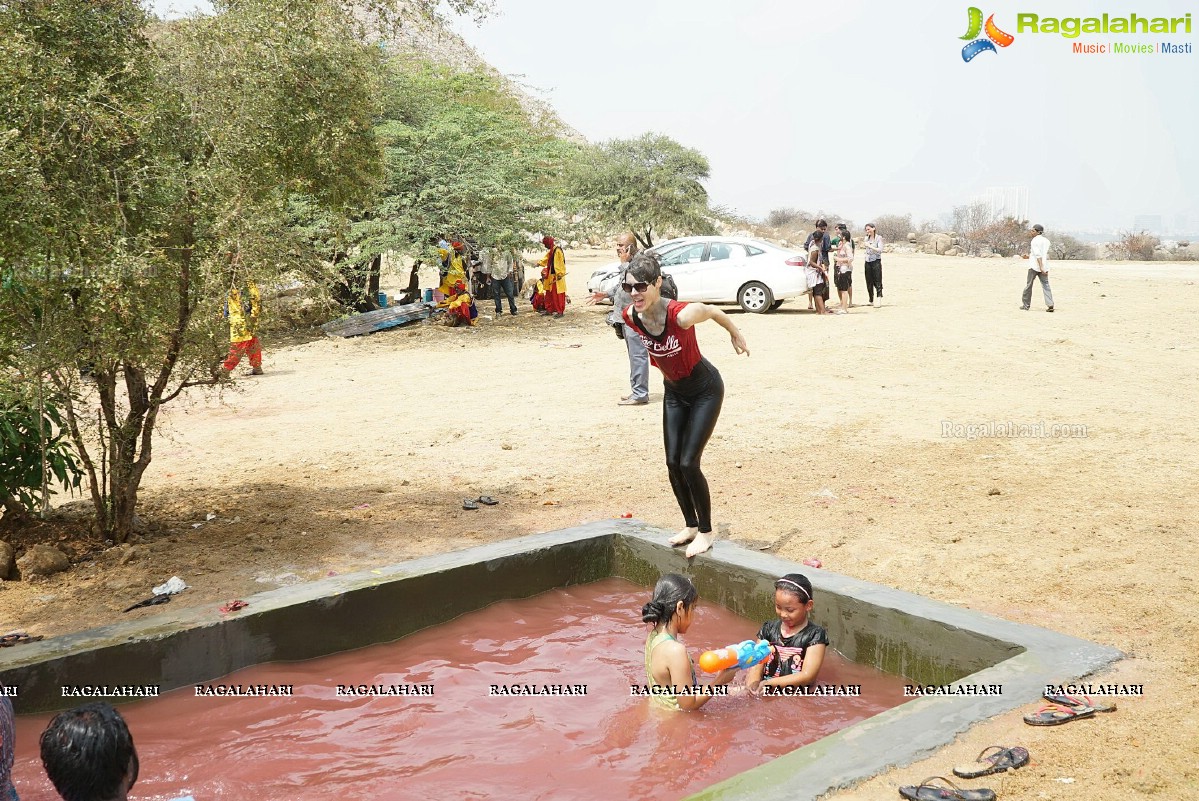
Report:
961,7,1015,61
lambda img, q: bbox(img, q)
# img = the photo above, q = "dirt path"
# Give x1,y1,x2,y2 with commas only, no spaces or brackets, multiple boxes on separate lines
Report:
4,251,1198,799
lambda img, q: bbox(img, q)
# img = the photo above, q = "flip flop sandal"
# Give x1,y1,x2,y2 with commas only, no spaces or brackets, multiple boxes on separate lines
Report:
953,745,1030,778
462,499,479,510
477,496,499,506
0,632,44,647
1043,691,1117,713
1023,703,1096,726
898,776,996,801
122,594,172,613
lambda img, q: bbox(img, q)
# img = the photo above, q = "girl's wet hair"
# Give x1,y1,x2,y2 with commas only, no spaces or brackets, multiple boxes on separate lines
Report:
625,250,662,285
775,573,813,603
641,573,698,625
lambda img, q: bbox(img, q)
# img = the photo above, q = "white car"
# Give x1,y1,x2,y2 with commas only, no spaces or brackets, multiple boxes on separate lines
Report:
585,236,809,313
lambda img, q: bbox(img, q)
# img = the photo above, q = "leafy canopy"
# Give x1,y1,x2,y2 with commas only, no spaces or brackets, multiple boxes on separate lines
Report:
570,133,715,247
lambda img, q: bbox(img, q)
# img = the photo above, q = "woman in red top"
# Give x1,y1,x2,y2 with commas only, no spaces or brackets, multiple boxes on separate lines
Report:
621,252,749,556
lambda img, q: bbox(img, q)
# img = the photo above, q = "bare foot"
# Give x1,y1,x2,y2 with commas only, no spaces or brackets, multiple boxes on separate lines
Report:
669,526,698,546
685,531,714,558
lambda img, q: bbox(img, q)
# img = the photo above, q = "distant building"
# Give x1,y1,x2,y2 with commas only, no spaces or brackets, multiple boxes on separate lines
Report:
1133,214,1163,234
984,186,1029,223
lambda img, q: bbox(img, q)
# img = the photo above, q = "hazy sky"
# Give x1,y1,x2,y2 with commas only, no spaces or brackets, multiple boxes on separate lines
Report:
150,1,1196,232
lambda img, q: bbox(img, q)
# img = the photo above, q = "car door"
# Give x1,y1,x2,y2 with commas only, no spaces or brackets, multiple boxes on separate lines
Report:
656,242,708,300
696,242,749,300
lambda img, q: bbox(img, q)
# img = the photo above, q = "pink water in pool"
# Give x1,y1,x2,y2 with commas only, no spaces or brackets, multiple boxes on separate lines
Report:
12,578,910,800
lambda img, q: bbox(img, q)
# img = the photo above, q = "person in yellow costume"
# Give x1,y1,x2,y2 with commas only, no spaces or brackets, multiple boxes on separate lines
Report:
438,242,468,297
222,280,263,375
442,280,476,327
538,235,566,317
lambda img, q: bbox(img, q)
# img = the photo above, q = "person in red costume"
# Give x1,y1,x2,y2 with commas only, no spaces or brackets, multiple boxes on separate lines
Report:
620,250,749,557
538,235,567,318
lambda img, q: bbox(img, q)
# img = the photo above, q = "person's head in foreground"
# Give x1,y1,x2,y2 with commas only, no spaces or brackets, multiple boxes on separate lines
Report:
40,702,139,801
622,251,664,313
1030,223,1044,237
641,573,699,634
774,573,814,630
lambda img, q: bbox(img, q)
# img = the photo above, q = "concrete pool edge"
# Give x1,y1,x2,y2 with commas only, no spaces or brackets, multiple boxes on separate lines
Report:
660,534,1124,800
0,519,1123,801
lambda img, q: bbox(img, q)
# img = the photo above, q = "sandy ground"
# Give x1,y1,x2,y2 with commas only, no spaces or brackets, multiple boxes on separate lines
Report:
4,250,1199,799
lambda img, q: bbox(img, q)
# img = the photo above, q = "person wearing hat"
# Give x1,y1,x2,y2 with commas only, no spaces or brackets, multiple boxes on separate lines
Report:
538,236,567,318
1021,224,1054,312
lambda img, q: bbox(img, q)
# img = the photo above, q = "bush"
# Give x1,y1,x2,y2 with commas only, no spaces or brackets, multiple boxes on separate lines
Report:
871,214,912,244
1049,234,1094,260
1111,230,1159,261
765,207,804,229
958,216,1027,257
0,389,83,519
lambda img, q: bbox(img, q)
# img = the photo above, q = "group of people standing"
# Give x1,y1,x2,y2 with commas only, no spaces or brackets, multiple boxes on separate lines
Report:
431,235,569,326
802,219,885,315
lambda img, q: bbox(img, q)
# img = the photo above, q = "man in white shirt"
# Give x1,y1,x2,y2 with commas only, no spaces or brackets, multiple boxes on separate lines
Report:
1021,223,1054,312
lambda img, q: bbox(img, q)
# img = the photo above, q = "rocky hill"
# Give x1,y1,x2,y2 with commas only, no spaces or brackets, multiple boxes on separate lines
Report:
376,3,586,142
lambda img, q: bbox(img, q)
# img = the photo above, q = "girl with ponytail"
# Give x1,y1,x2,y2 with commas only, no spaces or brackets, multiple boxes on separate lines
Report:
641,573,737,711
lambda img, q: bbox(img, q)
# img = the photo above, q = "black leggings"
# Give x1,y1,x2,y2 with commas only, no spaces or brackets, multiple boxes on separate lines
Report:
865,259,883,299
662,359,724,533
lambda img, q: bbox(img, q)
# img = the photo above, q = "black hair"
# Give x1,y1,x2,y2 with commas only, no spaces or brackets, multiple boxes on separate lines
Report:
641,573,699,625
1032,224,1044,233
40,702,139,801
774,573,813,604
815,218,828,229
624,250,662,285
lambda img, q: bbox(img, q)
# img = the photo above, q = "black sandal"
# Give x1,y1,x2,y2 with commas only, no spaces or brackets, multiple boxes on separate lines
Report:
477,495,499,506
953,745,1030,778
0,631,44,647
899,776,996,801
462,499,479,510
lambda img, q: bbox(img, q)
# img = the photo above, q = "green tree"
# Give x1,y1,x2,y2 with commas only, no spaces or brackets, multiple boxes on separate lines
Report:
333,59,573,296
570,133,715,248
0,0,385,542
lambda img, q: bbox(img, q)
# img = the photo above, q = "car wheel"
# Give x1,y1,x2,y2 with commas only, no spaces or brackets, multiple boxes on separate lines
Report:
770,300,784,311
738,282,774,313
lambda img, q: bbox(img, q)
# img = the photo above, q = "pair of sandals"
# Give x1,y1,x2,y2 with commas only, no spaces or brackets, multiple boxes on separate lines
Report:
1024,691,1116,726
0,631,44,647
899,745,1029,800
462,496,499,511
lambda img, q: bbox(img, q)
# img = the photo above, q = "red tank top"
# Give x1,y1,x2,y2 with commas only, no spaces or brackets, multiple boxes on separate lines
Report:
623,300,703,381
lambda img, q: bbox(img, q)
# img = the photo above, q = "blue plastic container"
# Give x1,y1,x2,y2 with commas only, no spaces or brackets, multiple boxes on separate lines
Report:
377,291,388,308
423,288,433,303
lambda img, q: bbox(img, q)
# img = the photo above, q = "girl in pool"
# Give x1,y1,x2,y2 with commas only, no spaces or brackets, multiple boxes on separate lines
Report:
642,573,738,711
620,251,749,558
746,574,829,695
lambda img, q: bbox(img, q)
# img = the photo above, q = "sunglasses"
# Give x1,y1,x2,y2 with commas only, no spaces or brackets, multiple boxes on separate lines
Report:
621,281,651,293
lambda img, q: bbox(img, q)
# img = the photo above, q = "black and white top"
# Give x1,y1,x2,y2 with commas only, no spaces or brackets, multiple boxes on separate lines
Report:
756,619,830,679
